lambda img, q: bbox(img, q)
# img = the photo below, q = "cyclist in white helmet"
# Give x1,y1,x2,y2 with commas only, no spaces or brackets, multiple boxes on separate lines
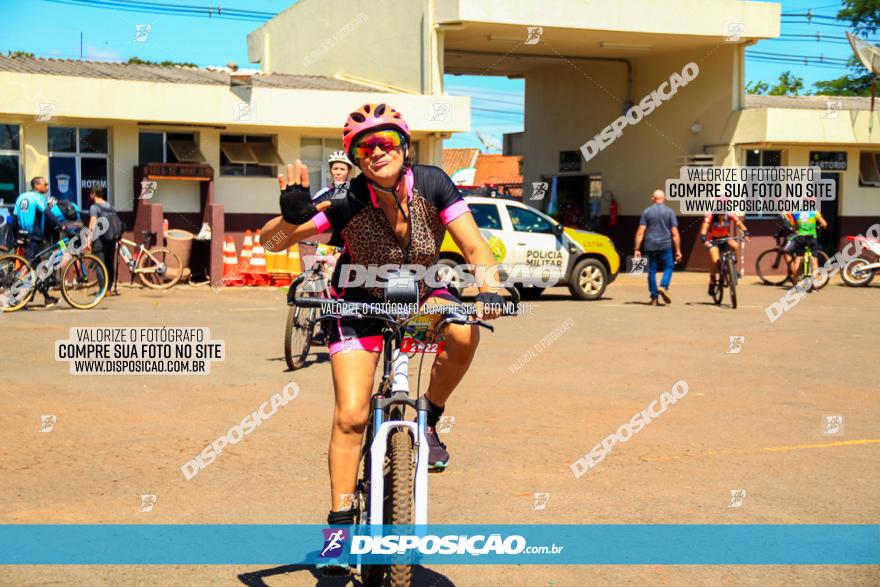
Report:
313,151,353,205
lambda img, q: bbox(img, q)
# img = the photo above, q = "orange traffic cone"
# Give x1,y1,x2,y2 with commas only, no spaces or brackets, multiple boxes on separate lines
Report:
245,230,271,286
220,236,244,287
270,244,291,287
240,229,254,272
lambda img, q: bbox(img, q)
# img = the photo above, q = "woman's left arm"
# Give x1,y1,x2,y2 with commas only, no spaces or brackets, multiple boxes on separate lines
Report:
445,212,504,318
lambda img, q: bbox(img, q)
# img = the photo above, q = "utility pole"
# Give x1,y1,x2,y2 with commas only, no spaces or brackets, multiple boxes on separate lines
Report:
80,32,83,58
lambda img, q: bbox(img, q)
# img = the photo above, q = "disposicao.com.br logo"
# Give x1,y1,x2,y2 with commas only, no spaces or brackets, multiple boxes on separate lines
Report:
346,532,562,557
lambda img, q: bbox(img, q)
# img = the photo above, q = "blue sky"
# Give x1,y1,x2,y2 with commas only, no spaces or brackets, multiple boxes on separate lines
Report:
0,0,874,151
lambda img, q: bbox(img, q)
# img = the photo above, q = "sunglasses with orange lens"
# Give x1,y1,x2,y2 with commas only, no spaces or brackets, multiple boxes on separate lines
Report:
352,130,403,161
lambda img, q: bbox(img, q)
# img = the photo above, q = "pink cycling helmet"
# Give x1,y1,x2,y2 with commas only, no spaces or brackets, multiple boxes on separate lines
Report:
342,103,411,163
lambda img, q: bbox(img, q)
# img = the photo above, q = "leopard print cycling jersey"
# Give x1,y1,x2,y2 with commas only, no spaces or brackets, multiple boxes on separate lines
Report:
310,164,470,301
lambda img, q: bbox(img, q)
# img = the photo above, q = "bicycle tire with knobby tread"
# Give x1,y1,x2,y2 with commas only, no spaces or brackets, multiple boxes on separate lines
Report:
60,254,108,310
726,255,737,309
712,266,724,305
284,303,315,370
137,247,182,289
388,426,415,587
0,254,35,312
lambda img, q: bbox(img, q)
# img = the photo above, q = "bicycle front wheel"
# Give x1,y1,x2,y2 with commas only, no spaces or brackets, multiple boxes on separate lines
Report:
712,269,724,306
284,303,315,370
755,248,789,286
60,254,108,309
388,425,414,587
136,247,182,289
726,255,738,309
0,254,36,312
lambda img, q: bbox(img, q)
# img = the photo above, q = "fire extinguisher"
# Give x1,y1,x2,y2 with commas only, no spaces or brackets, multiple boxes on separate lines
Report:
609,194,618,227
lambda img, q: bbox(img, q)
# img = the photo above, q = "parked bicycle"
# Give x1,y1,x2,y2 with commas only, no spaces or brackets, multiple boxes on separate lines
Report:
755,228,829,286
709,236,744,309
284,241,341,370
291,275,519,586
113,231,182,291
842,235,880,287
0,230,108,311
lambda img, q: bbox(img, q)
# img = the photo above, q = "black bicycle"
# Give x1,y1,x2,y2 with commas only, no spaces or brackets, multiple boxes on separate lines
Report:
283,241,341,370
709,236,744,309
291,276,519,586
0,230,108,311
756,227,829,286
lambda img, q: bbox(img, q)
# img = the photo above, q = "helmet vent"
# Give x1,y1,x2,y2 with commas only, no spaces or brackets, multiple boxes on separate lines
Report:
350,112,366,123
375,103,387,116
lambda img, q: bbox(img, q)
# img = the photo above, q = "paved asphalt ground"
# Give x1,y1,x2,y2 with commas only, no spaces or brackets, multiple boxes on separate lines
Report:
1,272,878,586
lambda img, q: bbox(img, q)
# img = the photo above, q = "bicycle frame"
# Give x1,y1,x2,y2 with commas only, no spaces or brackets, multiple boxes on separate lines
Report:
368,334,430,526
117,238,146,272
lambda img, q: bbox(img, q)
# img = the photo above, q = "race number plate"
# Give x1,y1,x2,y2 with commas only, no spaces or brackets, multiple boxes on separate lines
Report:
401,313,445,353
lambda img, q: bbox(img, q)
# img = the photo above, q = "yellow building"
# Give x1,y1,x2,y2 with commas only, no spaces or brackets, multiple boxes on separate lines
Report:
2,0,878,275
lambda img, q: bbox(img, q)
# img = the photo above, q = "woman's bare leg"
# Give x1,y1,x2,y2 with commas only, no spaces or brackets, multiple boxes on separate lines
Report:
328,349,379,511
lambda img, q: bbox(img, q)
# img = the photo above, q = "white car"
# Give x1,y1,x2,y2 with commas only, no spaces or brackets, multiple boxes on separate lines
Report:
440,196,621,300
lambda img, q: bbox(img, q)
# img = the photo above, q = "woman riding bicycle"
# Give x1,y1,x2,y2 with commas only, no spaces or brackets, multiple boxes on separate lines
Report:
261,103,504,528
700,212,750,296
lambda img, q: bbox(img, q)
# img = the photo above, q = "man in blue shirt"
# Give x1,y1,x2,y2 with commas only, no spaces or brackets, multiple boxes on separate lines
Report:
633,189,682,305
12,176,62,306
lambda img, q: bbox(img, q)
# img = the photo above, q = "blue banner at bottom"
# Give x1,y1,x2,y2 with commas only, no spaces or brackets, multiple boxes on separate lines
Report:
1,525,877,565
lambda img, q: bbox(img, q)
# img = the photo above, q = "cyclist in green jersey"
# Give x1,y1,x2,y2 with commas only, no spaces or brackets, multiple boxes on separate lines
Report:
788,211,828,286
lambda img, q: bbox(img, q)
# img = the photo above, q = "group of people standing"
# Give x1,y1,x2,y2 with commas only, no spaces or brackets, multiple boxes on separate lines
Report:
4,178,120,306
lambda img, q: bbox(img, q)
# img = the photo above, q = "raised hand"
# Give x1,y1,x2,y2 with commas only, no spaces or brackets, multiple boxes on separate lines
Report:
278,160,330,224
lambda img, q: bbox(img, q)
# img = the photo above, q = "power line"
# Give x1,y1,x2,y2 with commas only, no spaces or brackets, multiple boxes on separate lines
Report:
747,49,851,64
43,0,275,22
746,55,851,71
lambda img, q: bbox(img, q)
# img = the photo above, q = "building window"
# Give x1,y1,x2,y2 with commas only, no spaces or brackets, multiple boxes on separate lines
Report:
48,127,109,208
138,132,205,165
0,124,21,209
220,135,282,177
745,149,782,167
858,152,880,187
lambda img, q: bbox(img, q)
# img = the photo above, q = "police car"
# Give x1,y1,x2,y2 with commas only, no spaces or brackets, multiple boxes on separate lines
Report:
440,196,620,300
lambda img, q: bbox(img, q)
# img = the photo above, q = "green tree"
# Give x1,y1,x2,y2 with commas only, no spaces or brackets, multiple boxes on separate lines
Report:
769,71,804,95
127,56,197,68
838,0,880,35
746,80,769,95
746,72,803,95
811,0,878,96
5,50,35,58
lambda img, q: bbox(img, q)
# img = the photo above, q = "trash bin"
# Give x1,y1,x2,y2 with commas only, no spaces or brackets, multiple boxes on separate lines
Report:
165,229,194,282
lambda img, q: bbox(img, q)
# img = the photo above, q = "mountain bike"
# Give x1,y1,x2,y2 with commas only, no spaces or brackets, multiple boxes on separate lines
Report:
797,239,830,291
0,230,108,311
841,235,880,287
709,236,744,309
114,231,182,291
284,241,341,370
756,228,830,286
291,277,519,586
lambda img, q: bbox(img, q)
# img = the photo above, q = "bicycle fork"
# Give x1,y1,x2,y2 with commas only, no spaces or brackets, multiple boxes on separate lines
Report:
368,349,430,526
